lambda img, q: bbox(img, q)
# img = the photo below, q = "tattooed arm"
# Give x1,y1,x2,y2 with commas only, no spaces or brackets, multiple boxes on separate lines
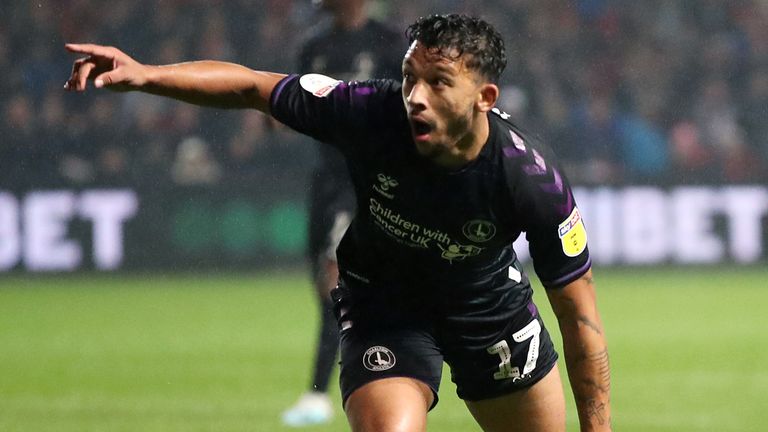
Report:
547,268,612,431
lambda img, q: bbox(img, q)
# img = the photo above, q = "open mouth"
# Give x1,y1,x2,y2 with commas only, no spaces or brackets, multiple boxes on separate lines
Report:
410,118,433,141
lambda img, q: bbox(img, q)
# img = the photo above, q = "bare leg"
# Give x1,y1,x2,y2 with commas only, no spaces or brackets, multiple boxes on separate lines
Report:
465,365,566,432
345,377,434,432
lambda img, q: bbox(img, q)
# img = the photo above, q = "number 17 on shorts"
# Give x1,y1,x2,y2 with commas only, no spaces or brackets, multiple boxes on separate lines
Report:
487,319,542,382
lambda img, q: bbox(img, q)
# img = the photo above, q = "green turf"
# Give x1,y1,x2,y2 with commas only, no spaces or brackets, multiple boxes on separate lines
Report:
0,267,766,431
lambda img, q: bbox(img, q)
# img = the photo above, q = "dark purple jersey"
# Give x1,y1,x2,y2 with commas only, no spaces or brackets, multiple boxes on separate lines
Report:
271,75,591,309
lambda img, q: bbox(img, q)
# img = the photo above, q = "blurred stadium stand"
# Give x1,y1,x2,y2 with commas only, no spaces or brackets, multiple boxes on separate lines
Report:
1,0,766,271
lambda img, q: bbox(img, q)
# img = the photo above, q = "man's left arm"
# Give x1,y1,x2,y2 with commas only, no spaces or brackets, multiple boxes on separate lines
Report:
546,268,611,431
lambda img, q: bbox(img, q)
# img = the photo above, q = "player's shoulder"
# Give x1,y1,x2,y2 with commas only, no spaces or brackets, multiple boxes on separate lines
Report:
488,108,563,189
355,77,402,93
298,75,404,120
311,75,401,97
345,78,404,114
488,108,544,163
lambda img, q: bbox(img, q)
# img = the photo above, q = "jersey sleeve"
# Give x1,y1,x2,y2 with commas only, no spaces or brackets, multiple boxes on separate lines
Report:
503,127,592,288
269,74,402,156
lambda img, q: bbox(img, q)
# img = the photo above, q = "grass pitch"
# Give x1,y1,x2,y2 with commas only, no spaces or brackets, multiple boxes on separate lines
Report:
1,267,766,431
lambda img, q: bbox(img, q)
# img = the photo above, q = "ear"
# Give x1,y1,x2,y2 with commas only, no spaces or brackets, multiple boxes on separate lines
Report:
476,83,499,113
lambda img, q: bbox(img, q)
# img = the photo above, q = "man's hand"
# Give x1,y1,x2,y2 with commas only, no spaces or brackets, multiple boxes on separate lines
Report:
64,43,285,111
64,44,148,92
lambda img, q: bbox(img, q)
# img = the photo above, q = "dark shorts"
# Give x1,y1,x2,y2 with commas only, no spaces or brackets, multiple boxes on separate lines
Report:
331,284,559,408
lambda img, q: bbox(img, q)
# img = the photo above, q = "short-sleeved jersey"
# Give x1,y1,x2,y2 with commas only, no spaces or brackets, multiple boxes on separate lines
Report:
271,75,591,315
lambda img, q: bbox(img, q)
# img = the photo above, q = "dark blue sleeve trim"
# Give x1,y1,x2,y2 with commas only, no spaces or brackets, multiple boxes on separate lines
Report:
269,74,299,114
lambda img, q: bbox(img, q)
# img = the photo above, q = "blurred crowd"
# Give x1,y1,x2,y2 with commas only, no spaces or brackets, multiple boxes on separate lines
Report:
1,0,766,190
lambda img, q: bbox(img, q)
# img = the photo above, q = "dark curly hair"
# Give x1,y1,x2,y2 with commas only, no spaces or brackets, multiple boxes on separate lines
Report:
405,14,506,83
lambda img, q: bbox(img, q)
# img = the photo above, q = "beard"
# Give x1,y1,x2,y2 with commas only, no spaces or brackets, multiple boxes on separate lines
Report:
444,107,476,152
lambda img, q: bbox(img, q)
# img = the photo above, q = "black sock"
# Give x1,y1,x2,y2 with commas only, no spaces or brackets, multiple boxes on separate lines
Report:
310,298,340,393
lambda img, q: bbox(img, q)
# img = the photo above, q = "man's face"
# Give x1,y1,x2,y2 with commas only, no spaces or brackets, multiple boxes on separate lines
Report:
401,41,487,163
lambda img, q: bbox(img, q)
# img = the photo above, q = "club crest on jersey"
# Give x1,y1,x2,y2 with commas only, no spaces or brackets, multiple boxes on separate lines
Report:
299,73,342,98
363,346,396,371
462,220,497,243
558,207,588,257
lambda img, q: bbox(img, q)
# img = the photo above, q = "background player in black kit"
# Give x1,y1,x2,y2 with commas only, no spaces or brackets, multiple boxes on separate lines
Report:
65,14,612,432
283,0,403,426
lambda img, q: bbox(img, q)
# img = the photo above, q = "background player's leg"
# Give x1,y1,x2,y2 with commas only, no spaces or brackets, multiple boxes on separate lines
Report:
464,365,566,432
345,377,433,432
281,259,339,426
283,205,350,426
310,258,341,392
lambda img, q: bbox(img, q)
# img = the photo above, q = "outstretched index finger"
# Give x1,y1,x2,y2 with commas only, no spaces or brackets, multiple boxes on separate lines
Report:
65,43,115,58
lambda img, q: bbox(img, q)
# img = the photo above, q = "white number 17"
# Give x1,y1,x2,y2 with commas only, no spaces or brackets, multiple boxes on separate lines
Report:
487,319,541,381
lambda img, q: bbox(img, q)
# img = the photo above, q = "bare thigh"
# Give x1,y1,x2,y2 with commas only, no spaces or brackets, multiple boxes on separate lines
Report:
465,365,565,432
344,377,434,432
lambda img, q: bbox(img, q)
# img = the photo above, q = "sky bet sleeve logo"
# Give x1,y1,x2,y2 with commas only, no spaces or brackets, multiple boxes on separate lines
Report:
299,73,342,98
558,207,588,257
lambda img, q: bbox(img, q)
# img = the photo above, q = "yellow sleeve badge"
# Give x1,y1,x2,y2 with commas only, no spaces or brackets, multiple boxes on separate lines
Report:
558,207,588,257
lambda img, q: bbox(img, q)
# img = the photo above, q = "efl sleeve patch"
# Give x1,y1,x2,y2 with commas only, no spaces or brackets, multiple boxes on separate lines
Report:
558,207,588,257
299,73,342,98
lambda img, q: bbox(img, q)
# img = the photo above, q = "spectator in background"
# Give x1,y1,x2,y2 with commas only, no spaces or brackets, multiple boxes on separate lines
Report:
2,92,58,188
95,145,132,186
616,104,670,182
38,88,87,185
123,96,175,187
223,111,271,184
614,38,673,181
281,0,404,427
559,91,623,185
692,77,758,182
740,66,768,180
82,97,122,180
222,110,306,187
171,136,222,186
